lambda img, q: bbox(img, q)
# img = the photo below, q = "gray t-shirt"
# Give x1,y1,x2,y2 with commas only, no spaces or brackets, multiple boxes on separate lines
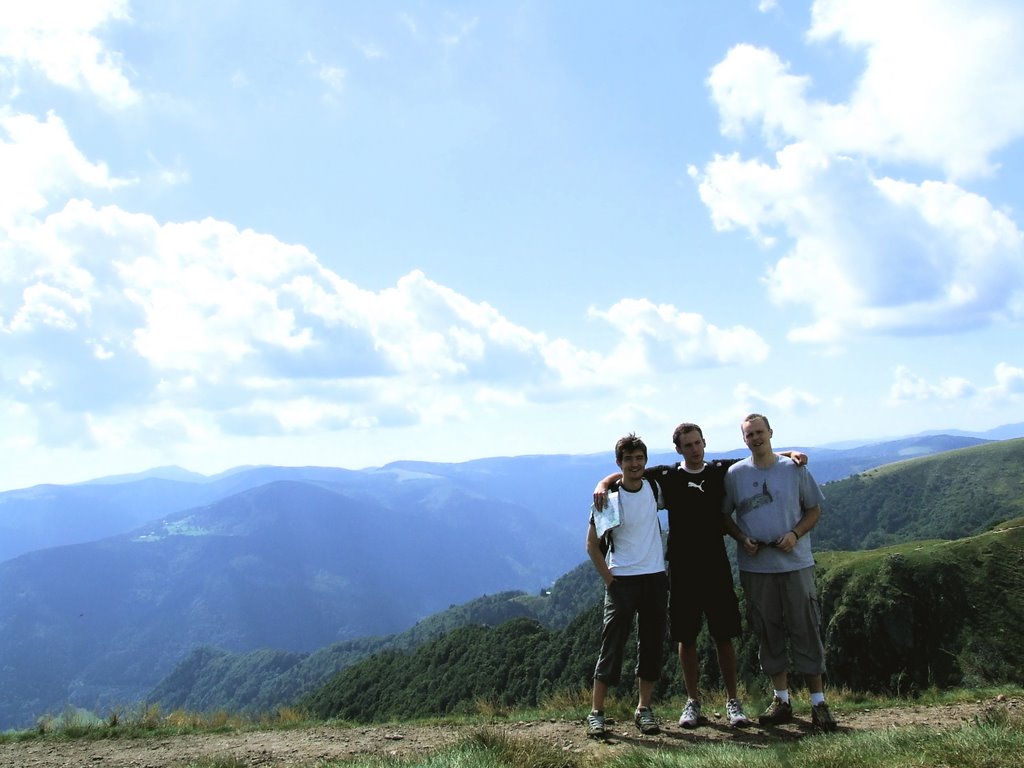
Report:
722,456,825,574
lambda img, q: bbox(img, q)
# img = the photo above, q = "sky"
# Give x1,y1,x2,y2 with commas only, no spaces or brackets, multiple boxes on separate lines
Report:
1,0,1023,492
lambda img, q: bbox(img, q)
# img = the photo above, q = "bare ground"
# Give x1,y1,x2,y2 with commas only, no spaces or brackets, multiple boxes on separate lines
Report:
2,696,1019,768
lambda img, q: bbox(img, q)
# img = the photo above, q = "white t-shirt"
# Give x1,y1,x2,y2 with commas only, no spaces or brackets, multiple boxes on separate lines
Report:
607,479,666,577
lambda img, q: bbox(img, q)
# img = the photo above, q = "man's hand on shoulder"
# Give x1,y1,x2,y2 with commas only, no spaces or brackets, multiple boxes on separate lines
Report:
779,450,808,466
593,473,622,510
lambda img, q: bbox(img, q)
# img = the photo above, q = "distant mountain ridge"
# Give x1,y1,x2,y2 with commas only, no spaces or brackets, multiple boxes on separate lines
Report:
1,430,1012,564
0,427,1021,729
0,475,576,728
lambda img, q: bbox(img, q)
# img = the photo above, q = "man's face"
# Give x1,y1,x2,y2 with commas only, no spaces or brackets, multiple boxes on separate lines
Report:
742,417,773,454
675,431,706,467
617,448,647,483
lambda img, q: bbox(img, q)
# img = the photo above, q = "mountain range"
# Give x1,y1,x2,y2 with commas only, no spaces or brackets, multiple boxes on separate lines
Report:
0,425,1021,729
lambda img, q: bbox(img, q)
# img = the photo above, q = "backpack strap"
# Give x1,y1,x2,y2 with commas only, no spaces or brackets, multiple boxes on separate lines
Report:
647,476,662,508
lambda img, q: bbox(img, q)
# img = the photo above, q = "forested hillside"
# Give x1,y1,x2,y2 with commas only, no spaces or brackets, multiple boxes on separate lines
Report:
304,518,1024,721
148,563,604,714
816,438,1024,550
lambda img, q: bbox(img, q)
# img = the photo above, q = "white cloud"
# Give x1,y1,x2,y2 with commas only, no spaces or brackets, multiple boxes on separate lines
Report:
302,52,346,103
0,0,138,108
891,361,1024,407
733,382,822,417
3,179,782,452
708,44,818,148
146,151,190,187
0,110,131,222
807,0,1024,178
588,298,770,369
317,63,346,93
990,362,1024,398
697,0,1024,344
3,188,620,447
710,0,1024,178
601,402,663,431
694,142,1024,344
888,365,975,404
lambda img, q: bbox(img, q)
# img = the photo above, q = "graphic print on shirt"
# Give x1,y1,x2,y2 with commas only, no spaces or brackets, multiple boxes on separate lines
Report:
736,480,774,517
687,480,706,492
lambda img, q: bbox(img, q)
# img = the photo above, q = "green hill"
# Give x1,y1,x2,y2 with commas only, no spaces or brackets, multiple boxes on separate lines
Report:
304,518,1024,721
816,519,1024,692
815,438,1024,550
148,563,604,714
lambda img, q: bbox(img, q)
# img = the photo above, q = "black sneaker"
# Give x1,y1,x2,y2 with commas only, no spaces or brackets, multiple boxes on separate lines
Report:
634,706,660,734
758,696,793,725
812,701,837,732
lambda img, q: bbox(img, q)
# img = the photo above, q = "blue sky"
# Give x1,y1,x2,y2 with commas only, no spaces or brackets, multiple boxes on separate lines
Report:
1,0,1022,491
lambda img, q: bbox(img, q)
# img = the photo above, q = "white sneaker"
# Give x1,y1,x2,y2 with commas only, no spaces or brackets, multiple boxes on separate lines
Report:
678,698,701,728
726,698,752,727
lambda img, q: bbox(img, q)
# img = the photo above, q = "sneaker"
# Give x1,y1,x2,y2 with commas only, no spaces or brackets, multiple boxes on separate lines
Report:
586,710,606,736
726,698,752,727
758,696,793,725
811,701,837,732
634,707,660,735
678,698,701,728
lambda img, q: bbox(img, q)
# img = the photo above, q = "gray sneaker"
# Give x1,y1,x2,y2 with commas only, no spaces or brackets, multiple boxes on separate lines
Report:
726,698,752,727
634,707,660,734
758,696,793,725
586,710,606,736
678,698,701,728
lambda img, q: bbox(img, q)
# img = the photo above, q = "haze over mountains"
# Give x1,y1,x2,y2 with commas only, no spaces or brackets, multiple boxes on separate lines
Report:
0,425,1022,729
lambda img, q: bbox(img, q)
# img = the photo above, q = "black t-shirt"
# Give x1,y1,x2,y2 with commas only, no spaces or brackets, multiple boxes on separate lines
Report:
647,459,738,565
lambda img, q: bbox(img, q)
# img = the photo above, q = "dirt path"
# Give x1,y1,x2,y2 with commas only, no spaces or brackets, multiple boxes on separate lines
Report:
1,696,1018,767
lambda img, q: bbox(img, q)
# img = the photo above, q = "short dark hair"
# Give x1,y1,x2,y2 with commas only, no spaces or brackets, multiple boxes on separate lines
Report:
742,413,771,431
672,422,704,448
615,433,648,464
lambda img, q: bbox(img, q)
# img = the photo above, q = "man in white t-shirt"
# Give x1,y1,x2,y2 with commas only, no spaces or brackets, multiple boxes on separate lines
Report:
585,433,668,737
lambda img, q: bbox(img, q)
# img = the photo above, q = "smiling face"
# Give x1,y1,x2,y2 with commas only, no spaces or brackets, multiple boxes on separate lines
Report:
616,448,648,485
741,415,774,459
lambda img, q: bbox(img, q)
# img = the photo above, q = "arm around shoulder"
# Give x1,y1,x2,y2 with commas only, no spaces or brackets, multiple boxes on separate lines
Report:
593,471,622,509
779,450,808,466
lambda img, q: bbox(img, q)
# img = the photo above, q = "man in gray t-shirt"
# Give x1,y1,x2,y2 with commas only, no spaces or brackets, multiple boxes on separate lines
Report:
722,413,837,733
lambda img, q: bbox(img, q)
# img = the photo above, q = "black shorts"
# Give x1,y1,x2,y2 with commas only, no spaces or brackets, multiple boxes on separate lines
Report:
669,556,742,644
